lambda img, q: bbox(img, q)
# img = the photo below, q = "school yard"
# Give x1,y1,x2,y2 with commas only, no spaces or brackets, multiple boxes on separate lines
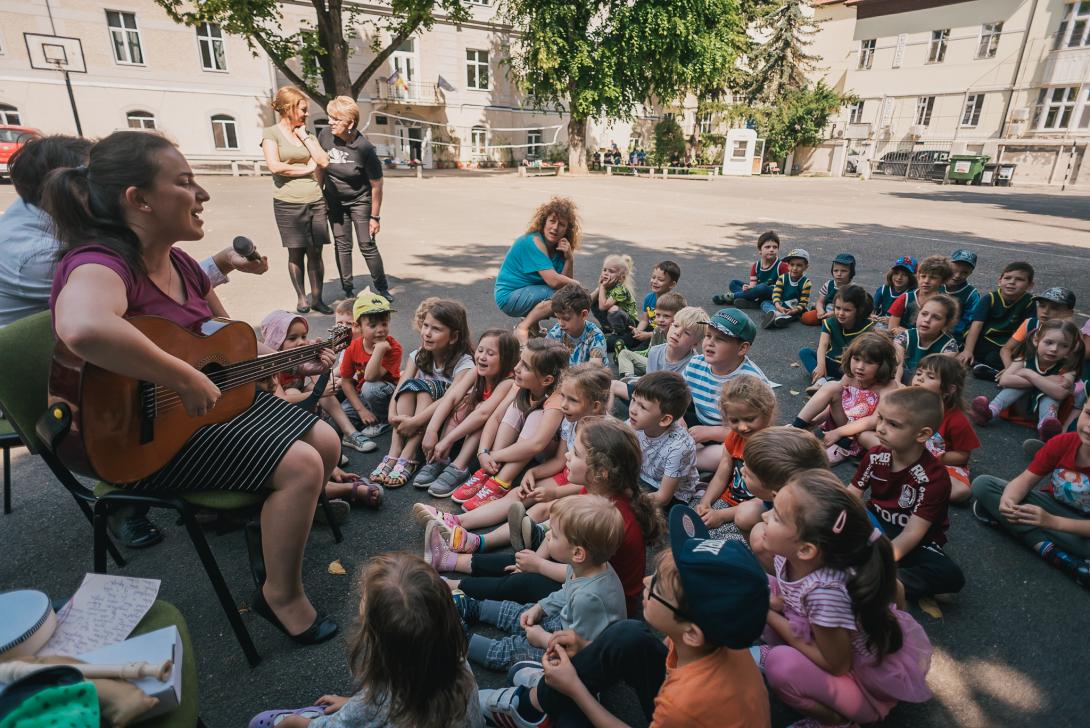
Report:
2,172,1089,727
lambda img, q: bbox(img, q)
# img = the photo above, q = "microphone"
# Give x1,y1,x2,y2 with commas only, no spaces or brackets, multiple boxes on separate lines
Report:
232,236,263,262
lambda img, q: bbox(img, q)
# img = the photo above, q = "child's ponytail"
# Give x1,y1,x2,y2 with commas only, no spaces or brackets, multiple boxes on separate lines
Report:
787,470,903,660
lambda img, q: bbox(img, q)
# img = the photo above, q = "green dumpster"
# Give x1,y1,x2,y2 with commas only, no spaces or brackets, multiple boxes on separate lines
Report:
947,154,990,184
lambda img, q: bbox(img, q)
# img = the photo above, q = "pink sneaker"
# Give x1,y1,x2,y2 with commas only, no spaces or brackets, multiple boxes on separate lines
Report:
411,503,462,529
826,444,851,466
462,477,512,512
970,396,994,425
1039,416,1063,442
451,468,489,504
449,525,483,553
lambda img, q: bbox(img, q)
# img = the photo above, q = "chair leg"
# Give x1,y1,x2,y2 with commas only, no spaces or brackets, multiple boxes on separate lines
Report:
93,501,110,574
3,447,10,515
179,506,261,667
318,493,344,544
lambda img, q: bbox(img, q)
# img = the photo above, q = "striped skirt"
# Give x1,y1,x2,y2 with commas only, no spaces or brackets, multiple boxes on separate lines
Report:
126,391,319,492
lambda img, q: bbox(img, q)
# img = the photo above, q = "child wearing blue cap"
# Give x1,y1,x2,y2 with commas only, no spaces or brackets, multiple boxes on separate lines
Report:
802,252,856,326
945,249,981,345
478,505,771,728
872,255,917,327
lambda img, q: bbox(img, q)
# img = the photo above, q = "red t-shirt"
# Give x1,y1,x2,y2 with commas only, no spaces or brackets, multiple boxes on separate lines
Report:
749,259,790,281
888,293,908,318
338,335,403,388
1028,432,1090,514
610,494,647,618
719,431,751,506
927,407,981,458
851,446,952,545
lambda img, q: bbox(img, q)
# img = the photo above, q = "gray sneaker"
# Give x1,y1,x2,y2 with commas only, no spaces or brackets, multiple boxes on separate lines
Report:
508,501,547,552
761,310,777,329
342,431,377,453
428,464,472,497
1023,438,1045,459
413,461,448,488
360,422,390,438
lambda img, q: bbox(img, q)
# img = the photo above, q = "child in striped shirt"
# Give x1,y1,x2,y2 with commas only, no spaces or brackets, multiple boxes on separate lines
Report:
762,248,812,329
683,308,772,471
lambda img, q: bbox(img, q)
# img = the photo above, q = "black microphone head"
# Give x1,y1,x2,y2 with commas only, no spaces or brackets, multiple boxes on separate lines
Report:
232,236,255,256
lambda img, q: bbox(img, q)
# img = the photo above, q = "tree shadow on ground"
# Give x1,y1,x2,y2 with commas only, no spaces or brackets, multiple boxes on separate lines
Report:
889,189,1090,223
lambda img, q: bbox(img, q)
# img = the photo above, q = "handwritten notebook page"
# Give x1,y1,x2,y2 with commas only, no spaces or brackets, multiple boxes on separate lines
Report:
38,573,160,656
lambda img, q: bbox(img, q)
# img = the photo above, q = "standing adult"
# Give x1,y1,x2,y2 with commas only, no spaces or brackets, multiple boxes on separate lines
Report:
262,86,333,314
315,96,392,302
494,196,581,343
45,131,339,643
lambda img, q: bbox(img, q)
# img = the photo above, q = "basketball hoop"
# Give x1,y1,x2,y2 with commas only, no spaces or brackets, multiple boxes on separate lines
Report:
23,33,87,135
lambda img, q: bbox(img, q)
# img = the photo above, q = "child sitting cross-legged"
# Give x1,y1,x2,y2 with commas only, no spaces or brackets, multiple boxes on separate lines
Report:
799,283,875,394
872,256,917,328
886,255,954,335
945,249,981,347
414,364,612,553
627,371,700,509
970,319,1084,443
248,552,484,728
611,305,706,407
714,229,786,308
590,253,640,352
413,329,520,493
971,399,1090,590
894,293,960,385
452,494,627,672
794,332,900,465
801,252,857,326
684,308,772,471
912,354,980,504
759,470,934,728
1000,286,1077,371
546,283,608,367
616,291,686,378
695,374,777,538
762,247,812,330
628,259,681,348
337,290,402,443
959,260,1035,379
479,508,772,728
850,387,965,601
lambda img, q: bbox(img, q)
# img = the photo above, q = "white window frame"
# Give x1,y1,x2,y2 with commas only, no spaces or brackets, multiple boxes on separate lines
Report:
961,94,984,127
0,103,21,125
126,110,156,129
1034,86,1079,130
848,101,865,125
466,49,489,90
211,114,239,150
197,21,227,72
526,129,543,159
915,96,935,126
697,112,714,135
977,22,1003,59
1055,2,1090,49
106,10,144,65
470,126,488,158
858,39,875,70
1077,87,1090,129
928,29,949,63
467,0,490,4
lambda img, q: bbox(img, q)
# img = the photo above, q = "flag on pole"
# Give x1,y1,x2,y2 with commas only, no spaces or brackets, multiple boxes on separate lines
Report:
384,69,400,85
437,74,456,92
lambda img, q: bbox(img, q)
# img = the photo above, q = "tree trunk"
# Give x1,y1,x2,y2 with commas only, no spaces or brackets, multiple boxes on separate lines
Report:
567,116,588,174
315,0,352,99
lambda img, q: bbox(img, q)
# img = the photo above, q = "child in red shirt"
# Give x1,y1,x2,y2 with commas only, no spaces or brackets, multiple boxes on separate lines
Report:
850,387,964,601
338,290,402,442
913,354,981,503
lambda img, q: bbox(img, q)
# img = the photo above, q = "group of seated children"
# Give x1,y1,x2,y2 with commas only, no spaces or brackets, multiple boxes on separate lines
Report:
252,233,1089,728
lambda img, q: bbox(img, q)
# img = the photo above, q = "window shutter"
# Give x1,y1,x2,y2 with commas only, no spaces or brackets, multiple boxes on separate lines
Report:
892,34,907,68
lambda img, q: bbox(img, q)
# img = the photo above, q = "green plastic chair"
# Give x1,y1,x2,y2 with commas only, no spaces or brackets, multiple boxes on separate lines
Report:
0,310,342,667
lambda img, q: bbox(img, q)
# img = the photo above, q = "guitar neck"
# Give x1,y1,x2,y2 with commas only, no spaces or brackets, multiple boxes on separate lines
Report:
207,339,334,391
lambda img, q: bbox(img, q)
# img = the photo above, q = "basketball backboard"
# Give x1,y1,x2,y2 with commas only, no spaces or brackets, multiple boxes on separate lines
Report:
24,33,87,73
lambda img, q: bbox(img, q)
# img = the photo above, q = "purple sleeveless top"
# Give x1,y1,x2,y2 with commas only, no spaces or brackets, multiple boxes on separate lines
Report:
50,245,213,331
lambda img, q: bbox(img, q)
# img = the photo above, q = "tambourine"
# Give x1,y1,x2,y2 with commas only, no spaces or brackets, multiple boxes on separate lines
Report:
0,590,56,660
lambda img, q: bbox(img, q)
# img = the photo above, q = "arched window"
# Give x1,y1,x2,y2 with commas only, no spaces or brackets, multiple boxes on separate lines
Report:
210,114,238,150
0,103,21,126
126,110,156,130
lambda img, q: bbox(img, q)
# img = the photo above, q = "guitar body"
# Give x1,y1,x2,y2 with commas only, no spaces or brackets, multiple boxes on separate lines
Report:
49,316,258,483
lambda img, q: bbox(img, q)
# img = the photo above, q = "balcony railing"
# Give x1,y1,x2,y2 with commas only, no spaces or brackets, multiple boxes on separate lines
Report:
373,81,441,105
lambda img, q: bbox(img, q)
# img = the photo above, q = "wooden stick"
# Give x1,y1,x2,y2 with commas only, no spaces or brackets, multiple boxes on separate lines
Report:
0,660,172,683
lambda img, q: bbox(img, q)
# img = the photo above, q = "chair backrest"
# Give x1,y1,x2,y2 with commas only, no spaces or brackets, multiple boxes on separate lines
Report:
0,310,54,454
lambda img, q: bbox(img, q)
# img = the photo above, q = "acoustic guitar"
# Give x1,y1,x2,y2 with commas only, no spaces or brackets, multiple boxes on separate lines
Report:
47,316,352,483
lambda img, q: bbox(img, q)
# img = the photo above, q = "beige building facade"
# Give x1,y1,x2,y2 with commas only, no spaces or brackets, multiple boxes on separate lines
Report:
805,0,1090,185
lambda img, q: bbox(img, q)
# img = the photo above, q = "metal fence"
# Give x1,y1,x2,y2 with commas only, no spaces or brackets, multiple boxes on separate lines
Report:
868,140,955,181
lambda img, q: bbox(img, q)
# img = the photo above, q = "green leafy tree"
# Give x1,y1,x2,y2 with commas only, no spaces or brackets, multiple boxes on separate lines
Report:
748,81,851,164
499,0,745,173
652,117,686,166
745,0,819,104
154,0,472,105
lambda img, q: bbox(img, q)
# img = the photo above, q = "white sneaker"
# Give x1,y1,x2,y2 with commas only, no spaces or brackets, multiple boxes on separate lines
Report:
360,422,390,438
342,431,378,453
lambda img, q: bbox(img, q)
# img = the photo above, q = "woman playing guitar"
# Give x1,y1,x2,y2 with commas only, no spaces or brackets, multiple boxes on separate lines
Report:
44,131,339,645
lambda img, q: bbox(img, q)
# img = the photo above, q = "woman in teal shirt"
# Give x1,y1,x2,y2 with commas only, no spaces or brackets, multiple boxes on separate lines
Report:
494,197,581,342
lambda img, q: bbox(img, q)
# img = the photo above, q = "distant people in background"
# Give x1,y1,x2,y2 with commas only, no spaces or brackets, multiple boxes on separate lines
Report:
262,85,333,314
315,96,392,303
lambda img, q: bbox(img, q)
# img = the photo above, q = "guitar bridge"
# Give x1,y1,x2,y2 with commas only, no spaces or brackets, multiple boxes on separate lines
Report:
138,380,155,444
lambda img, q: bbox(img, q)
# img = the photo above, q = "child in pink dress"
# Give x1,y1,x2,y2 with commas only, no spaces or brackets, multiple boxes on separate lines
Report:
759,470,933,727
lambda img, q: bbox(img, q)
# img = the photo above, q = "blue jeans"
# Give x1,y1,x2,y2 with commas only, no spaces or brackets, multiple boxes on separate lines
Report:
729,280,773,302
497,284,556,318
798,348,842,378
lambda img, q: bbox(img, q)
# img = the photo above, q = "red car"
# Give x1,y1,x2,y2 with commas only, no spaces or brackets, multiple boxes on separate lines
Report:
0,125,42,179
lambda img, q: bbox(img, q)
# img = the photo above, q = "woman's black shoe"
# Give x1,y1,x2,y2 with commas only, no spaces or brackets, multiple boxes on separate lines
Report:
295,304,311,314
109,513,164,549
250,589,338,645
311,301,334,315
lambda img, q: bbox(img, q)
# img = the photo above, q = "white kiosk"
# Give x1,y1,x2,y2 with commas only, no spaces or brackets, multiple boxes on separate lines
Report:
721,128,758,176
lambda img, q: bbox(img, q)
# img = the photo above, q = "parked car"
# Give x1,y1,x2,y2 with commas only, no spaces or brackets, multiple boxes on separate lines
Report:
0,126,42,179
875,149,950,179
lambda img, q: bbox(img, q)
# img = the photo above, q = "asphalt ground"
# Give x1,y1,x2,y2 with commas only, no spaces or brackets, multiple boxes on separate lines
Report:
2,173,1090,727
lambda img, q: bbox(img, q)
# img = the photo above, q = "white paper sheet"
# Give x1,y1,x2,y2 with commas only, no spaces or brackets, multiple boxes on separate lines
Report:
38,573,160,657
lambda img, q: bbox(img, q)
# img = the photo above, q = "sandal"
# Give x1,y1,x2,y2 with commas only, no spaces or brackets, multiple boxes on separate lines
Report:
385,458,418,488
249,706,326,728
369,455,396,484
350,480,383,510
